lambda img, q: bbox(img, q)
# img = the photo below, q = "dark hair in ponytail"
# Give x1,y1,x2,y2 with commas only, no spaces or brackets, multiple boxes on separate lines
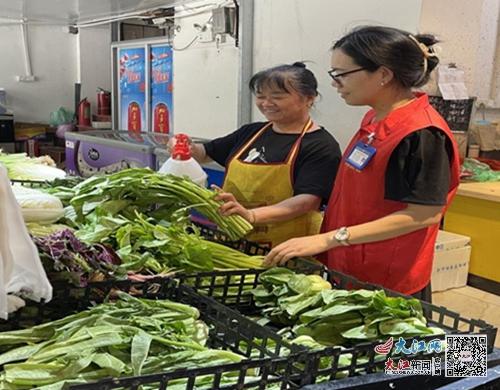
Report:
249,61,319,97
332,26,440,88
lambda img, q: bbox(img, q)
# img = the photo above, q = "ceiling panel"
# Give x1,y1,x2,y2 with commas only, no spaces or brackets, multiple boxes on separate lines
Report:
0,0,190,25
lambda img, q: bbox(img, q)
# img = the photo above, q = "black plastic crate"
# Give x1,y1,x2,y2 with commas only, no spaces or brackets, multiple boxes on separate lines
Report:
10,177,85,191
178,267,497,354
428,96,475,131
0,278,312,390
176,230,497,356
0,278,177,331
178,267,498,387
176,258,323,308
10,178,50,188
68,357,297,390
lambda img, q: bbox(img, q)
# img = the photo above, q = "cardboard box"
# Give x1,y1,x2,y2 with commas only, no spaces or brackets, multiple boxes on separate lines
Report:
431,230,471,292
470,121,500,152
451,131,468,159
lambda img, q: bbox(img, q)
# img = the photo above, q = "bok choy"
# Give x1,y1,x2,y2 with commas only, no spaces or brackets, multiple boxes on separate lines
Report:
251,268,444,346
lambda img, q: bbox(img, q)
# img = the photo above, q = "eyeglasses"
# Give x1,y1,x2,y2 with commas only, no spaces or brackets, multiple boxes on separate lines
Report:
328,67,366,83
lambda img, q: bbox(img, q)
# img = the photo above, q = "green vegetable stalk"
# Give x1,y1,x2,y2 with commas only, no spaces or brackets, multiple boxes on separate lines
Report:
65,168,252,240
75,212,264,274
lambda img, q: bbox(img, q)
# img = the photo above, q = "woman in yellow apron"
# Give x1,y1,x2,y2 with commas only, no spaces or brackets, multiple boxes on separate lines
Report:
189,62,341,248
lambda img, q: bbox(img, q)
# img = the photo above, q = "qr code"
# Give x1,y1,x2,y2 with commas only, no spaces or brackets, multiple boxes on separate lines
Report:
445,335,487,377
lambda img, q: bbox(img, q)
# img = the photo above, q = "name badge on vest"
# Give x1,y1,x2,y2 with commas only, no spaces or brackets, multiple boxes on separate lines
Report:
346,133,377,170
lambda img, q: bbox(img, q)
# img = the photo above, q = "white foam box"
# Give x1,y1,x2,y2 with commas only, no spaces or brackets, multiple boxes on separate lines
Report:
431,230,471,292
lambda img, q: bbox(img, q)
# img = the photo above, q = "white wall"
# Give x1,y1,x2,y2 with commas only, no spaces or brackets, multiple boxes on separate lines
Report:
0,24,111,124
169,0,423,148
172,12,239,139
0,25,78,123
420,0,500,125
252,0,422,149
79,26,112,115
6,0,498,141
420,0,500,106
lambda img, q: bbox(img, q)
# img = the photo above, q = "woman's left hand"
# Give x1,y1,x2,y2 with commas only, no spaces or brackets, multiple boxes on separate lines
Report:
263,233,332,267
211,185,254,222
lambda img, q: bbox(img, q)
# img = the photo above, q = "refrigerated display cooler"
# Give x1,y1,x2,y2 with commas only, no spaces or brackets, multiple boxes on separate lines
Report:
112,40,173,134
64,130,224,186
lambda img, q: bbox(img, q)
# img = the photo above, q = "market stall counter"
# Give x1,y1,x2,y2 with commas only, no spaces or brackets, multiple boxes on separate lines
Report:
444,181,500,295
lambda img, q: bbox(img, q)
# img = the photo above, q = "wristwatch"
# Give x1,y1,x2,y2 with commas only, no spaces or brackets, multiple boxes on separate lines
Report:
334,227,350,246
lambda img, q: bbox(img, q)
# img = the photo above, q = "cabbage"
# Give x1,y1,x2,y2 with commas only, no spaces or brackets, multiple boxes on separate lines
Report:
11,186,64,224
8,162,66,181
0,151,66,181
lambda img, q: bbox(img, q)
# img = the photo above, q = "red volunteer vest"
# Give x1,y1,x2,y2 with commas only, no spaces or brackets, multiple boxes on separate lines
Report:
320,93,460,294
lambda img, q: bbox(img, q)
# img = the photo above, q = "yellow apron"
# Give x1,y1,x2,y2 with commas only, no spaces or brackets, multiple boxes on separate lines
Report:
222,120,323,248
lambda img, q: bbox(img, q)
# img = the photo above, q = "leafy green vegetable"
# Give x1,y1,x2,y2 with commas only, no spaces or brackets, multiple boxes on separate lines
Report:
61,168,252,240
32,229,123,286
0,293,248,389
251,268,444,347
74,212,263,274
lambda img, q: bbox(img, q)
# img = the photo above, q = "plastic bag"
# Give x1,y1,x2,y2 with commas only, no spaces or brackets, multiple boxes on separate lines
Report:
460,158,500,182
56,123,74,139
49,107,74,126
0,164,52,319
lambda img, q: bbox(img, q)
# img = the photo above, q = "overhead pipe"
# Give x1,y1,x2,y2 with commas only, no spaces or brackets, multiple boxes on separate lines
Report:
19,19,35,80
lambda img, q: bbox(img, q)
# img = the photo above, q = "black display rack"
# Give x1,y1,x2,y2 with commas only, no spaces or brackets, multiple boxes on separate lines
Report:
10,178,50,188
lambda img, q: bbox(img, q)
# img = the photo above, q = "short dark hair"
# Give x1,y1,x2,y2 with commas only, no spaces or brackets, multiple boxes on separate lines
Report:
332,26,440,88
249,62,319,98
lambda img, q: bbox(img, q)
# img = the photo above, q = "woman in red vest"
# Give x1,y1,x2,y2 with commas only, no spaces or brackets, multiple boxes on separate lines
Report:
264,26,461,301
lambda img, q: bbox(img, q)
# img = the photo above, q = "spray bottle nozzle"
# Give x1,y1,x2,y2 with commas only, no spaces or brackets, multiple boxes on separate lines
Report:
172,133,192,160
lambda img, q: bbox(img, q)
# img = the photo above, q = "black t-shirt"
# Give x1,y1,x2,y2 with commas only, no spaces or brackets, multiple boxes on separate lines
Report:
385,127,453,205
204,122,342,203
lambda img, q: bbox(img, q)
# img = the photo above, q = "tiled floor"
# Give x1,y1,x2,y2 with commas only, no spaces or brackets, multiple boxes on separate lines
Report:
432,286,500,348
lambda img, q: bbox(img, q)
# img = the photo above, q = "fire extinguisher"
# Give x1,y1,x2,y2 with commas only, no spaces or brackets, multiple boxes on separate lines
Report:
96,87,111,116
128,102,141,132
78,98,91,127
153,103,169,134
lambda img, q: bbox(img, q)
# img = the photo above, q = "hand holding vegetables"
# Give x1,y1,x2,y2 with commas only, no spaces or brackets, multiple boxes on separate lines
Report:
212,184,256,223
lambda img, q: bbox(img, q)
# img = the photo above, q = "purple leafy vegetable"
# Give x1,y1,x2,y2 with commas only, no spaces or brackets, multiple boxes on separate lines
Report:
32,229,122,286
